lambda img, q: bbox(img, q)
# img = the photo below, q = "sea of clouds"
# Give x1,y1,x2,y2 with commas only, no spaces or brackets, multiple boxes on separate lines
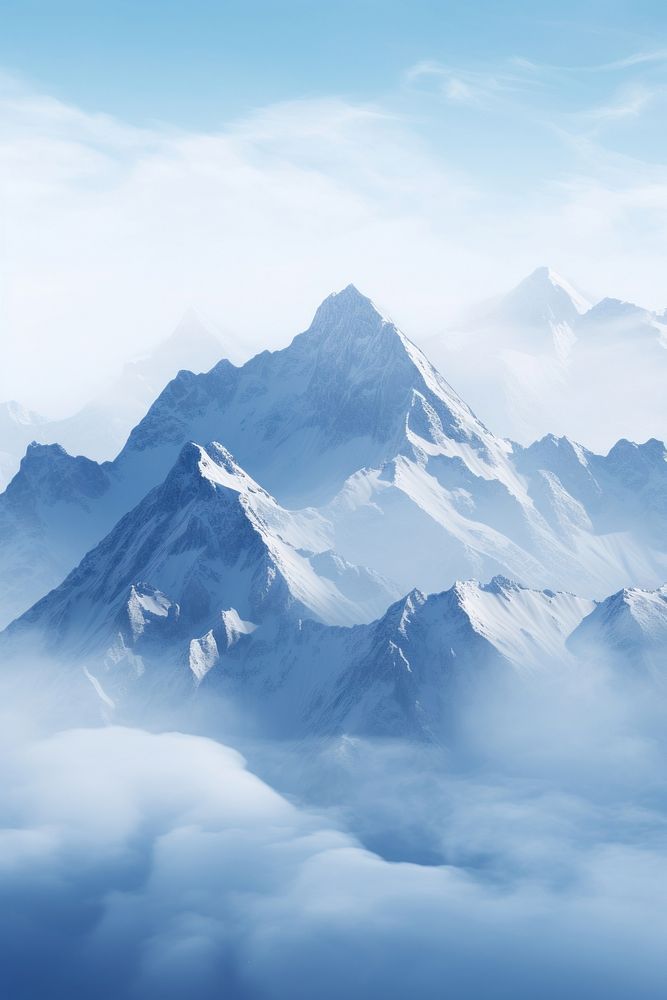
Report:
1,654,667,999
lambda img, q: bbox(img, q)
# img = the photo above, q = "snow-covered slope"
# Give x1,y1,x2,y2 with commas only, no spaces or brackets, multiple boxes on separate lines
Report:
487,265,591,357
4,441,397,659
113,283,505,508
568,583,667,679
315,428,667,600
578,297,665,345
194,577,594,738
514,435,667,554
5,574,593,738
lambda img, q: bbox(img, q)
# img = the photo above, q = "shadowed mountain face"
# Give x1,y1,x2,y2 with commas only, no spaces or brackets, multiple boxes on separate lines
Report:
191,577,595,739
5,441,396,651
2,559,595,738
0,443,114,628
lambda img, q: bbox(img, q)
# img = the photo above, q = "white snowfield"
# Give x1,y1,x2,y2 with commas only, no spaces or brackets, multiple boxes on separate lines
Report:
569,583,667,680
0,284,665,737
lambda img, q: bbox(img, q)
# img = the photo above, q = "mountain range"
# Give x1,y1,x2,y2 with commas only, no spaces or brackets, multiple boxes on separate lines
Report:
0,282,665,739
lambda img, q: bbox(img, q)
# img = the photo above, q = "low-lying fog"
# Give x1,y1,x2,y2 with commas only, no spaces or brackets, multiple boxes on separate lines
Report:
2,653,666,999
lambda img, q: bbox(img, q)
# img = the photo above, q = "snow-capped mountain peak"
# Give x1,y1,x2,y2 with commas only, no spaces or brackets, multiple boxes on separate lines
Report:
309,283,377,326
578,298,666,353
7,441,109,505
167,440,266,500
498,265,592,329
114,284,509,510
517,433,591,470
293,283,408,362
445,577,593,670
582,297,651,324
569,583,667,677
3,439,398,668
186,576,596,738
524,266,591,313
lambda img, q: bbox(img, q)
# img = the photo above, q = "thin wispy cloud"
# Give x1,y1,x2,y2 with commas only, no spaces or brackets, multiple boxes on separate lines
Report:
406,51,665,119
404,59,533,106
2,66,667,415
580,82,661,125
585,48,667,71
406,51,667,164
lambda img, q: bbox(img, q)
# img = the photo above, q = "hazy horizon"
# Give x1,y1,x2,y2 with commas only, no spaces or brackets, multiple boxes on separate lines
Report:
3,1,667,411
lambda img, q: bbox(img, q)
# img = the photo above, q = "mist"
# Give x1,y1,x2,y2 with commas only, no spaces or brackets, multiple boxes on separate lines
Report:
2,648,666,1000
424,322,667,452
3,70,667,420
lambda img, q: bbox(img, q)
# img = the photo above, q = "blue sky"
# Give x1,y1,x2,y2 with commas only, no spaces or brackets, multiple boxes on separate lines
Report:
1,1,667,409
2,1,666,127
